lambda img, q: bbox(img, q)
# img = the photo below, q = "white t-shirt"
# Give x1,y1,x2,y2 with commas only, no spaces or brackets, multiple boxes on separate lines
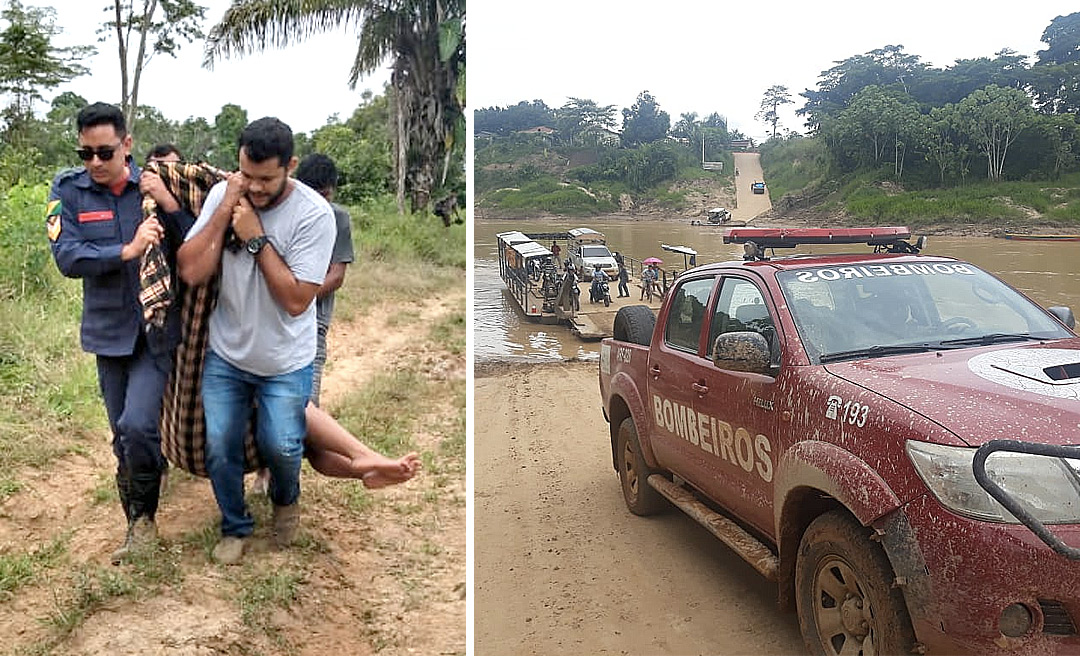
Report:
186,181,335,376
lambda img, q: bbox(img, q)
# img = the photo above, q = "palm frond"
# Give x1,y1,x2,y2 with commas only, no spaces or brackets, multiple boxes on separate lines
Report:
203,0,366,69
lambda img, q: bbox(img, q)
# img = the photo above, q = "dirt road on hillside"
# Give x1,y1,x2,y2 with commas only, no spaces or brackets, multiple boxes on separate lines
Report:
733,152,773,222
474,361,806,656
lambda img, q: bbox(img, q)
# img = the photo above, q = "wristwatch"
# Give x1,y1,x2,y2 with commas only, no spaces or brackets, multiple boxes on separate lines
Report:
246,235,269,255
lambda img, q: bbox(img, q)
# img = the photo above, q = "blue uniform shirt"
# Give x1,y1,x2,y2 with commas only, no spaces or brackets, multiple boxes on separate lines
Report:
47,160,194,357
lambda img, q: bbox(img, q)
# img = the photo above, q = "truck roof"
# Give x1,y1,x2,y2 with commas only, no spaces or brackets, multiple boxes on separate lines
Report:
689,251,955,275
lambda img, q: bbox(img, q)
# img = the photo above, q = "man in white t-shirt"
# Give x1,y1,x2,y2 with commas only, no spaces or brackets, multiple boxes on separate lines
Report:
177,117,335,565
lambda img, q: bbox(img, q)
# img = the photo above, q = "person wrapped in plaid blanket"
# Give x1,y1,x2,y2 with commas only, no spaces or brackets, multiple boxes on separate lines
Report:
145,139,419,565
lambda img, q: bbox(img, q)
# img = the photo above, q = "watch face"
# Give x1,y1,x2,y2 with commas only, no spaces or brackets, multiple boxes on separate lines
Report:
247,236,266,254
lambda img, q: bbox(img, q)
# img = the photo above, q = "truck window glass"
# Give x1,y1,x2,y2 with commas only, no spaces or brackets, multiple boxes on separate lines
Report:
776,263,1071,362
663,277,716,353
708,278,778,363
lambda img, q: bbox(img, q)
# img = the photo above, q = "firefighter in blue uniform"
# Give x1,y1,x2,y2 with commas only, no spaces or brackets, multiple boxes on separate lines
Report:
46,102,194,563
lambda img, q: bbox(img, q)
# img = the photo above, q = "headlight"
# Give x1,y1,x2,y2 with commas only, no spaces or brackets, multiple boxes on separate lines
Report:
906,441,1080,524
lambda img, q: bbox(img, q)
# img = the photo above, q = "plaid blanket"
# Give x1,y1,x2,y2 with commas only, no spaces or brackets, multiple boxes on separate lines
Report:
139,162,260,476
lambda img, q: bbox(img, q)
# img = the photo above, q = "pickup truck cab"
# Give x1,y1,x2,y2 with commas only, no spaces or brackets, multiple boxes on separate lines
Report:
568,227,619,281
599,227,1080,655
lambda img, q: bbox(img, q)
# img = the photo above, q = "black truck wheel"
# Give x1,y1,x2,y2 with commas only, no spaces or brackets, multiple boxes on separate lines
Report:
795,510,916,656
612,305,656,346
615,417,666,516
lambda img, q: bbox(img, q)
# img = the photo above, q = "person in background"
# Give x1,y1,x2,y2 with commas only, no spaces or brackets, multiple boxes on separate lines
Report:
293,154,353,407
47,103,195,564
616,258,630,298
146,143,182,164
551,240,561,260
641,262,659,301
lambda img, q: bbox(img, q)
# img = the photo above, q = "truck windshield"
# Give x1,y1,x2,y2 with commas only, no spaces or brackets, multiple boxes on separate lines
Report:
776,261,1072,363
582,246,611,258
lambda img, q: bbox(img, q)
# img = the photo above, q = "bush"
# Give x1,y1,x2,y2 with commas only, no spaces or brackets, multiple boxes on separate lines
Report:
350,195,465,268
0,183,55,299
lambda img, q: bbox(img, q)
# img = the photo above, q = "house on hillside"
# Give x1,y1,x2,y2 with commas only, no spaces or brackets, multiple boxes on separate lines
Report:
582,126,620,147
517,126,556,135
516,125,557,145
730,138,755,151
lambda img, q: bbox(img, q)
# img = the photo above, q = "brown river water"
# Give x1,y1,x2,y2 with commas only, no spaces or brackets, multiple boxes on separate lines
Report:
473,218,1080,361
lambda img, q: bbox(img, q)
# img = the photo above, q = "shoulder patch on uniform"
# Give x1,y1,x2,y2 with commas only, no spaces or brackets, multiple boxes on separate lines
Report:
46,199,61,218
46,208,61,242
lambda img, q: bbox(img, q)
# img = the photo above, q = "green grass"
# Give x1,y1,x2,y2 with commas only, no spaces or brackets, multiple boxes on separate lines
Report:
238,569,304,629
0,535,68,599
327,369,427,457
428,310,465,356
485,178,617,216
44,567,137,636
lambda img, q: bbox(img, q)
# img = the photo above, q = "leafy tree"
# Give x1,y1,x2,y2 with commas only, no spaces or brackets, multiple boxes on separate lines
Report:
670,112,698,141
1036,113,1080,178
474,100,554,135
212,102,247,170
205,0,466,215
799,45,927,132
1037,12,1080,65
0,1,93,145
701,112,727,129
833,85,925,178
99,0,206,133
756,85,793,139
174,115,214,162
621,90,670,147
1028,60,1080,115
953,84,1036,181
309,92,393,203
925,105,964,184
556,97,617,145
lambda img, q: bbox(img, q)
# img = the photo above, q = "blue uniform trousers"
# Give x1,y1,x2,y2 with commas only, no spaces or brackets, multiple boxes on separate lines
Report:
96,333,170,477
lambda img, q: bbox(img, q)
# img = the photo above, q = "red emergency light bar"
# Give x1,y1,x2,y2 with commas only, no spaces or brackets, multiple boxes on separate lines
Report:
723,227,911,248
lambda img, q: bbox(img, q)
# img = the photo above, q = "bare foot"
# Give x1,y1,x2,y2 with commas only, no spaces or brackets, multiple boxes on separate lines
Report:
359,452,422,489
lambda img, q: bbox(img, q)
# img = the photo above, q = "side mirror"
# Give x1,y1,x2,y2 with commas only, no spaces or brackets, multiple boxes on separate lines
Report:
713,331,772,375
1048,306,1076,330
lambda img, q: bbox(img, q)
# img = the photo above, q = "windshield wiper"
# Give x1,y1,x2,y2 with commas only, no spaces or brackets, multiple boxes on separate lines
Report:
939,333,1044,347
819,344,943,363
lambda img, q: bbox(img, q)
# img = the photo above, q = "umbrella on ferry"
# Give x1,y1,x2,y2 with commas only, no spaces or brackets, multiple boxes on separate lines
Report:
643,257,663,265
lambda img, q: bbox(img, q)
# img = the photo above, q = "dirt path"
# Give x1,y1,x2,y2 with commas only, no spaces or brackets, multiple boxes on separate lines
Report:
0,290,465,656
474,361,806,655
733,152,773,222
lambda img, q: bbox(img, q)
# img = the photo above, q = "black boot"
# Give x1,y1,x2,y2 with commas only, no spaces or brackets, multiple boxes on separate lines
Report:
111,470,161,564
111,469,133,564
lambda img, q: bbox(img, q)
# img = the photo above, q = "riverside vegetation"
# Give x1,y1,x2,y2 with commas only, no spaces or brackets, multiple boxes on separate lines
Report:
0,182,466,655
476,13,1080,230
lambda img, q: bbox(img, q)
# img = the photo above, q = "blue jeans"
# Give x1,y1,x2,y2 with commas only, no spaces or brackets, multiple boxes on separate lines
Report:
202,350,312,537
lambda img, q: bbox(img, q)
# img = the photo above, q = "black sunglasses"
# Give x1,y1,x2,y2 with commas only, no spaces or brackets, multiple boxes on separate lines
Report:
75,144,121,162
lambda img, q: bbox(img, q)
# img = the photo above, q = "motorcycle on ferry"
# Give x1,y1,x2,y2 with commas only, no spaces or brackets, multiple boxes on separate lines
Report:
589,267,612,307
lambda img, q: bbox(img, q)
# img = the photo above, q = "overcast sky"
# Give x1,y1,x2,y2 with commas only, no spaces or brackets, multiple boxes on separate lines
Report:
470,0,1078,141
41,1,389,135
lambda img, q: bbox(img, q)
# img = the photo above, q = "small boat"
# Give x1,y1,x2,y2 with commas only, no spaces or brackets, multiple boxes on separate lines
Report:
1002,233,1080,241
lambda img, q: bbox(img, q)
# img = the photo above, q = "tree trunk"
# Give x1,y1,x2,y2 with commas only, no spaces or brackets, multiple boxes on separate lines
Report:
113,0,129,121
128,0,158,136
392,70,406,215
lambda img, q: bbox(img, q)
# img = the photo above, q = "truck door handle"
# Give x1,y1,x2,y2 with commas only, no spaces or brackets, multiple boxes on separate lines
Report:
691,381,709,394
651,364,661,379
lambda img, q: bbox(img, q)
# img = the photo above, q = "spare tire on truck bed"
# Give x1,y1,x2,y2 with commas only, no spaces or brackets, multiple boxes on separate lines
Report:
613,305,656,346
